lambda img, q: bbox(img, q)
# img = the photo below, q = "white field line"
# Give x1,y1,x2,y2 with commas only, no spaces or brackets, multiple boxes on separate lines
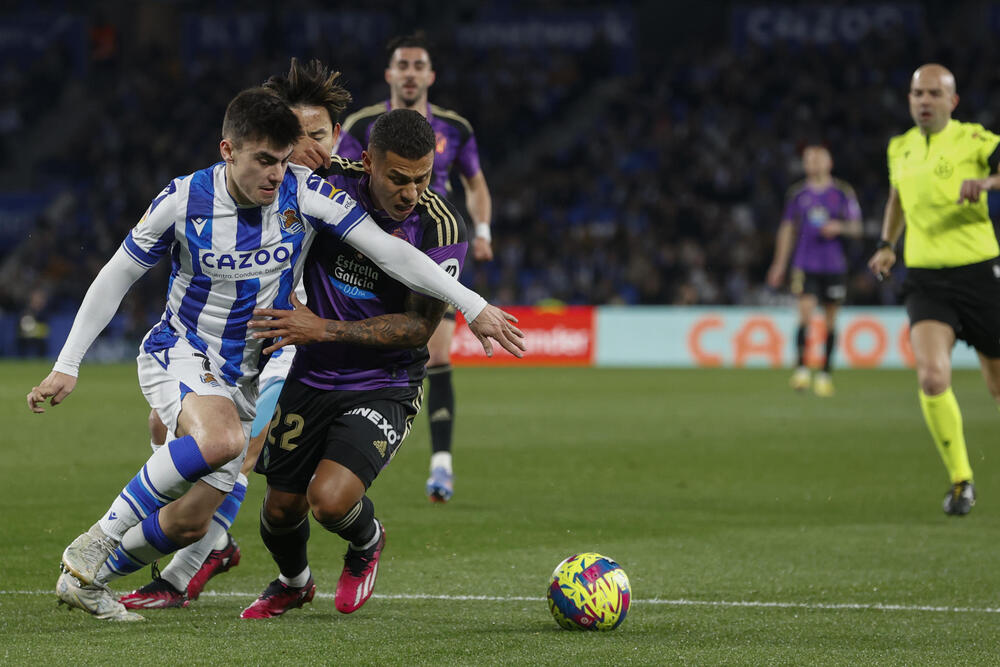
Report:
3,589,1000,614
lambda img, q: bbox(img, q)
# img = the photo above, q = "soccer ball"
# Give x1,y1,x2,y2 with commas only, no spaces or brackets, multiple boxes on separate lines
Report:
547,553,631,631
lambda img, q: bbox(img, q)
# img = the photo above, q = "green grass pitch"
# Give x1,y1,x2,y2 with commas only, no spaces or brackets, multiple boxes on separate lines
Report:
3,361,1000,665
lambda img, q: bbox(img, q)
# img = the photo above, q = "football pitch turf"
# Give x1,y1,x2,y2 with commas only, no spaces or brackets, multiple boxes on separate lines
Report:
3,360,1000,665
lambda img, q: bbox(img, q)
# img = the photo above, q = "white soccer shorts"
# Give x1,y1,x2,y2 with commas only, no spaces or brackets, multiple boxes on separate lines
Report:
136,335,257,492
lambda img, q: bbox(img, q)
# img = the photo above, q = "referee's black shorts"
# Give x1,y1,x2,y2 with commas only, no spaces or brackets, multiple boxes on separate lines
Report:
903,257,1000,359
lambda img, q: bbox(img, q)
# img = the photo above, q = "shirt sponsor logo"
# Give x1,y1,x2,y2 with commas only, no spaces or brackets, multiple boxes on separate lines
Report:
197,242,294,280
807,205,830,227
346,407,400,445
330,254,379,300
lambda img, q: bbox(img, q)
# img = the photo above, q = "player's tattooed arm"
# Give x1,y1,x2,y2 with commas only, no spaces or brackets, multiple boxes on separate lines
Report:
320,291,446,349
250,292,447,353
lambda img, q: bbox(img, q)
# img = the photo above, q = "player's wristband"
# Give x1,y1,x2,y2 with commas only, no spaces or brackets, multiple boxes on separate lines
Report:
474,222,492,243
876,239,894,252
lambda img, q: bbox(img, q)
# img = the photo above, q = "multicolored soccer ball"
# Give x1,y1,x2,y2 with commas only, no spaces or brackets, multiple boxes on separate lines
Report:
547,553,631,631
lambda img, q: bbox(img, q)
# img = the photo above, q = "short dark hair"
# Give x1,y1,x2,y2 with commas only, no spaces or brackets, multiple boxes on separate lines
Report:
221,87,301,149
368,109,436,160
263,58,352,124
386,31,432,66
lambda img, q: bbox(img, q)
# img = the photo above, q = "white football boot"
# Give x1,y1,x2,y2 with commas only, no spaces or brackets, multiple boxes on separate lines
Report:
57,572,144,621
61,522,119,585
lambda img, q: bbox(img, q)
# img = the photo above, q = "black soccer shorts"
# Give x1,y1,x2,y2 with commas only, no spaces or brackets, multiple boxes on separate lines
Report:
789,269,847,304
903,257,1000,359
256,379,422,493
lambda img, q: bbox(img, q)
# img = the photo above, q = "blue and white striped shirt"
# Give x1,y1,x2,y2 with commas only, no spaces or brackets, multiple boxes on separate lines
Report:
125,162,366,386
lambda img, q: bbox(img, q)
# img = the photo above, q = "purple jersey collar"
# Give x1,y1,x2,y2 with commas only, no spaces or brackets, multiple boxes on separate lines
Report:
385,99,433,121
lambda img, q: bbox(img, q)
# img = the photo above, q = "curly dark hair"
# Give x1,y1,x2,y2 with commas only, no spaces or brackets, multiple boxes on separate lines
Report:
368,108,436,160
221,87,301,149
263,58,352,125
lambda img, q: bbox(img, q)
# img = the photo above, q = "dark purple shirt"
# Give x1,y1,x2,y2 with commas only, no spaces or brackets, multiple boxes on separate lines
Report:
783,179,861,274
288,157,469,391
337,101,481,196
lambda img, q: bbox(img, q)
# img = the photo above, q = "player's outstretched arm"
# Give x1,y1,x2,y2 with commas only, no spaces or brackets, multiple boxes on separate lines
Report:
251,291,450,353
26,247,148,412
342,217,490,320
252,298,524,358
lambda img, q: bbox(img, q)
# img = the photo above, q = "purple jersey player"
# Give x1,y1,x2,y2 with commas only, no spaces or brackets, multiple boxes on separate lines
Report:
241,109,489,619
336,33,495,503
339,99,482,198
767,145,862,397
288,153,468,391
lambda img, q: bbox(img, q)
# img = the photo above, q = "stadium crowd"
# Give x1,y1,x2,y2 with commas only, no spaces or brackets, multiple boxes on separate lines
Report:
2,1,999,354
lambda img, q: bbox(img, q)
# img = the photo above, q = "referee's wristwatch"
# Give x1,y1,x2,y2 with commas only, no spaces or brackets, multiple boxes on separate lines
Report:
876,239,894,252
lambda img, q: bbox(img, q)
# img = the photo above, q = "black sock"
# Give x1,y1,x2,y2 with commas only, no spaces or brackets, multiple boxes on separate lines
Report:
426,364,454,454
260,511,310,579
824,330,837,373
796,325,807,367
317,495,377,548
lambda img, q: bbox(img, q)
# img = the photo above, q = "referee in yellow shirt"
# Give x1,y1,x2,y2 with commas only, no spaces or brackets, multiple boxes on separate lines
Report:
869,64,1000,515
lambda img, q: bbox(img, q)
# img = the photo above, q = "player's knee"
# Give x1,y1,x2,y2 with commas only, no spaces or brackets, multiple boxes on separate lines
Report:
196,427,247,467
262,502,304,530
917,367,950,396
310,493,359,527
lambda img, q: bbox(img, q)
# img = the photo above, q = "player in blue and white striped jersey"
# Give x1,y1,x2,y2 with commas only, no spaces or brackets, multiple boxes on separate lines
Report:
29,87,524,621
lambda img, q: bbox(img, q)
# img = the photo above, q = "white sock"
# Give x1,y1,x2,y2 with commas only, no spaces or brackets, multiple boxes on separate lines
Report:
159,472,248,592
99,435,211,541
159,521,227,592
279,566,312,588
430,451,453,474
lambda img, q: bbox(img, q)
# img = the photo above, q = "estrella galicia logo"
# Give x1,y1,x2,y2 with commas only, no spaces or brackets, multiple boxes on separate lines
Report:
806,206,829,228
329,276,377,300
279,208,305,234
330,254,378,300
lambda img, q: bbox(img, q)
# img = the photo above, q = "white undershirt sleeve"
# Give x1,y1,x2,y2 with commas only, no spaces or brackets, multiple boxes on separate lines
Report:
343,217,487,322
52,246,150,377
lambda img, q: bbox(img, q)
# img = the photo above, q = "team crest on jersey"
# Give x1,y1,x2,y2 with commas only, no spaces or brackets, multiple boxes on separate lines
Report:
934,158,954,179
280,208,305,234
200,372,220,387
435,132,447,154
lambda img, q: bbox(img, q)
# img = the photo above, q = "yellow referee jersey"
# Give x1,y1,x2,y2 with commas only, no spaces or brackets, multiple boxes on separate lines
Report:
888,119,1000,268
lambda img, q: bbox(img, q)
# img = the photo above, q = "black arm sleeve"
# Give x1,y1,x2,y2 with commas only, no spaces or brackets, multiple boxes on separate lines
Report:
988,143,1000,174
